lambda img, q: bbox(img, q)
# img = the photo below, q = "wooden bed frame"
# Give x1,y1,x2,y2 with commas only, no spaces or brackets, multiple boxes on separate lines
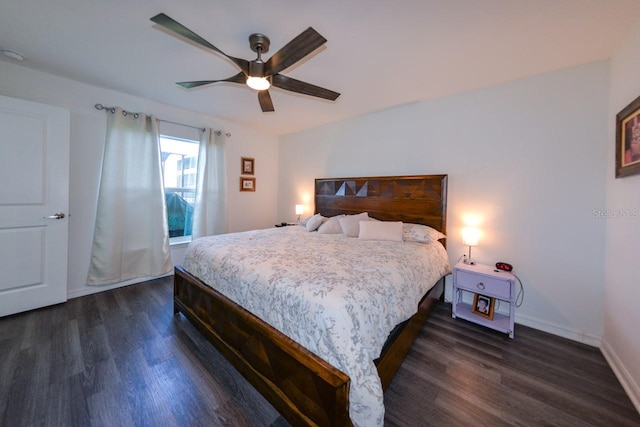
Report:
174,174,448,426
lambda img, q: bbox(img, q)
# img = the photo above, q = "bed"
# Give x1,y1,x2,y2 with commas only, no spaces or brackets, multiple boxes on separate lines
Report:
173,174,449,426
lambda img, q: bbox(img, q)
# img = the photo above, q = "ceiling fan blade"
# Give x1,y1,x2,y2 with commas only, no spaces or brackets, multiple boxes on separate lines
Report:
177,72,247,89
258,90,275,112
271,74,340,101
264,27,326,75
151,13,249,74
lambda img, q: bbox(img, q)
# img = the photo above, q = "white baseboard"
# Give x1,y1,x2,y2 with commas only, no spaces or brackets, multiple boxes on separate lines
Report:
444,282,602,346
514,312,601,347
66,271,173,299
600,339,640,414
483,311,639,412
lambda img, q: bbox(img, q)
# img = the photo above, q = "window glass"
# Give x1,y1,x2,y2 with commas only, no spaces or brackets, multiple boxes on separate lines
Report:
160,136,198,241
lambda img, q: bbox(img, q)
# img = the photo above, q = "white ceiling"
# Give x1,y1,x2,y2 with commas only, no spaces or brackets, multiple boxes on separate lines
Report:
1,0,639,136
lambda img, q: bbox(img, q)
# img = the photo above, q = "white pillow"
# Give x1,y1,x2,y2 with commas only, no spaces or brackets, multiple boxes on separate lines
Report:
402,223,446,243
338,212,370,237
299,215,313,226
317,215,344,234
305,213,324,232
359,221,403,242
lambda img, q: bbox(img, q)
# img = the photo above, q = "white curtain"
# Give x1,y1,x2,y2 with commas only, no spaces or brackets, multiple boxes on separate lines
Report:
192,129,228,239
87,107,172,285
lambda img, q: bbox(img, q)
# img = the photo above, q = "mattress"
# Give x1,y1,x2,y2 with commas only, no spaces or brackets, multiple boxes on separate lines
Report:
182,225,451,426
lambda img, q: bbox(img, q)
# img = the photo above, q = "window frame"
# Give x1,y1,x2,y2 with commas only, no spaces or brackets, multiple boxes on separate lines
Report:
159,134,199,245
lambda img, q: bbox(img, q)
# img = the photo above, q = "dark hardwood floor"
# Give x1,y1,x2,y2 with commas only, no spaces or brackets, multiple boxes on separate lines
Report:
0,276,638,426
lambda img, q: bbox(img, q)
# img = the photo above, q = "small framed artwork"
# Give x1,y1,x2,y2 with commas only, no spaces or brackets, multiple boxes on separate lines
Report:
240,177,256,192
241,157,255,175
472,294,495,320
616,94,640,178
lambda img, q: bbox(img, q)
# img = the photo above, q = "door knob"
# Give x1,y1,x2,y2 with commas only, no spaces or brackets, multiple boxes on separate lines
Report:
44,212,65,219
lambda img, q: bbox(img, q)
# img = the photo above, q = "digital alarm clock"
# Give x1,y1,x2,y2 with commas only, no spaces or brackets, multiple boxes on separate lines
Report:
495,262,513,272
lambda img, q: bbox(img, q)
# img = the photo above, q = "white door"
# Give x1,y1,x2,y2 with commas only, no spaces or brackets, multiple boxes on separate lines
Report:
0,95,70,316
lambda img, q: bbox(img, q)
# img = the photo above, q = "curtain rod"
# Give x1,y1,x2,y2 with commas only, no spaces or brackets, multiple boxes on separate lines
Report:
94,104,231,137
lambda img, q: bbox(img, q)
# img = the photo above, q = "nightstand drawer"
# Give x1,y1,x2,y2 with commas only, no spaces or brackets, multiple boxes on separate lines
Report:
455,270,512,299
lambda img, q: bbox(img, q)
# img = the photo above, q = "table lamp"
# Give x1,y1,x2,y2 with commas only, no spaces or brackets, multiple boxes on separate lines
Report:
295,204,304,223
462,227,479,265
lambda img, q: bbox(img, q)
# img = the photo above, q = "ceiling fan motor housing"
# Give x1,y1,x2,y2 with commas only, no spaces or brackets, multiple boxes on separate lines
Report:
249,59,266,78
248,33,270,77
249,33,270,54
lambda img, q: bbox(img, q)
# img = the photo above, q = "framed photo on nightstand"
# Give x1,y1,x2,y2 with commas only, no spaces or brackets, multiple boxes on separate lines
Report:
472,294,495,320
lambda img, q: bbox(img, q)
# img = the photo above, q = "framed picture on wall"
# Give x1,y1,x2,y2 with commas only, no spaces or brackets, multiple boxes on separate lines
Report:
616,94,640,178
240,177,256,192
241,157,255,175
471,294,495,320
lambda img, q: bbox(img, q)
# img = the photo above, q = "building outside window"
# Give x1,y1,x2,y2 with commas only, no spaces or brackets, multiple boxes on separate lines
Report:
159,136,198,241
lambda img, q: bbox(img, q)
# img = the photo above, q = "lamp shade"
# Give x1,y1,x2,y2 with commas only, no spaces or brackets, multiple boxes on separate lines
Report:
462,227,480,247
295,204,304,215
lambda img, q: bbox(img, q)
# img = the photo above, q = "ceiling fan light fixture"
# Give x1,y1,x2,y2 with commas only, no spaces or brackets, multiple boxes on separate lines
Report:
246,76,270,91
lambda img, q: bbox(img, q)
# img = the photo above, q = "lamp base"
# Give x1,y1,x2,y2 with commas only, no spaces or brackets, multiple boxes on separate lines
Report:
463,247,476,265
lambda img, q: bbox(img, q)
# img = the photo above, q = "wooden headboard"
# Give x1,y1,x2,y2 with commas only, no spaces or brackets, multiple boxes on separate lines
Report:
314,174,448,236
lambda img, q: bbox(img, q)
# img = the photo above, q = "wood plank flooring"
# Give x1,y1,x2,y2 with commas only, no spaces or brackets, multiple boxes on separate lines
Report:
0,276,638,426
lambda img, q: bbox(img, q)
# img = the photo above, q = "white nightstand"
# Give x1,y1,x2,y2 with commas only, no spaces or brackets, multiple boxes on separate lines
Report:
452,262,516,338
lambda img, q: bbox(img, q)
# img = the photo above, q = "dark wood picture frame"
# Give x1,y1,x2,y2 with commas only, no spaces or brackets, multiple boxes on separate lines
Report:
241,157,255,175
616,94,640,178
472,293,495,320
240,177,256,192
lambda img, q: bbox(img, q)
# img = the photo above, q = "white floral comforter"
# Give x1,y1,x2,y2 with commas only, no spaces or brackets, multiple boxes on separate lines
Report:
182,226,451,426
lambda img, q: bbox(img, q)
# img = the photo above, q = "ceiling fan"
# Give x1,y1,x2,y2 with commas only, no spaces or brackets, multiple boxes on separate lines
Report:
150,13,340,112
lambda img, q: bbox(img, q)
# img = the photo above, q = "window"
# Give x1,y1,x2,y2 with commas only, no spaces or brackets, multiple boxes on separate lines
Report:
160,135,198,242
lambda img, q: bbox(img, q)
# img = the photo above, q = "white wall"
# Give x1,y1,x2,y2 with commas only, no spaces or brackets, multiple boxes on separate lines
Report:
0,60,279,298
602,22,640,412
279,61,610,345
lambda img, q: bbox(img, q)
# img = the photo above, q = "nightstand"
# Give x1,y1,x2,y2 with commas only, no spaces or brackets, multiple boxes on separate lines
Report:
452,262,516,338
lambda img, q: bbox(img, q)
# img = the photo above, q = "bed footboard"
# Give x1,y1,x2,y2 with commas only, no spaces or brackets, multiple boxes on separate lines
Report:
174,266,352,426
